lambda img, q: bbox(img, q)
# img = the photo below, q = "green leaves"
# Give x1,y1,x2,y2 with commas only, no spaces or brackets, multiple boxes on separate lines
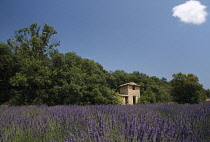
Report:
10,73,28,87
171,72,204,104
7,23,60,58
5,23,208,106
0,43,17,104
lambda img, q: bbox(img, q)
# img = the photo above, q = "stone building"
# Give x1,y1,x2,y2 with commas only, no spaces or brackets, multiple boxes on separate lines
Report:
119,82,140,105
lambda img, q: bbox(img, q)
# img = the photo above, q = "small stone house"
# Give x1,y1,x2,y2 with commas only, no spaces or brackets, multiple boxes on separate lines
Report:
119,82,140,105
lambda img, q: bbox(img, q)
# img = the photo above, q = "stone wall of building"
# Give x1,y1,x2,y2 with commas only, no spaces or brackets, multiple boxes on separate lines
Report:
119,82,140,105
120,86,128,95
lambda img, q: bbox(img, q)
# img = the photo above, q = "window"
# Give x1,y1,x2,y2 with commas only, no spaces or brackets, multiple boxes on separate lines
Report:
133,86,135,90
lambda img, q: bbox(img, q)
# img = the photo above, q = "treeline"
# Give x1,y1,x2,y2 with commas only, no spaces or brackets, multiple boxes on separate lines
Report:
0,23,209,105
108,70,172,104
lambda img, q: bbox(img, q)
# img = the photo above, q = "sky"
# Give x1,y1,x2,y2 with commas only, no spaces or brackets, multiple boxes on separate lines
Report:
1,0,210,89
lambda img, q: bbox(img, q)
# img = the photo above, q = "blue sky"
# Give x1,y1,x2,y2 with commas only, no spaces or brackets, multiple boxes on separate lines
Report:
1,0,210,89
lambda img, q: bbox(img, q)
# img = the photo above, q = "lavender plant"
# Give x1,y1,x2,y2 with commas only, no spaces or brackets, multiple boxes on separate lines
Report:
0,102,209,142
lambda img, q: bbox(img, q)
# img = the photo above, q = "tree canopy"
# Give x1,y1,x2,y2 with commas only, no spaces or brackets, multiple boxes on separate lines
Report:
171,73,206,104
0,23,208,106
7,23,60,59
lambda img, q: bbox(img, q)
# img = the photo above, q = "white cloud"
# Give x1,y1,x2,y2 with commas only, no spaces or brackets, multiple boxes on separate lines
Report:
172,0,208,24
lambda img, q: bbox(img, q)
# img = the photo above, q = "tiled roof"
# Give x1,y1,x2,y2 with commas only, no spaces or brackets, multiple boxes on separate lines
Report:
119,82,140,87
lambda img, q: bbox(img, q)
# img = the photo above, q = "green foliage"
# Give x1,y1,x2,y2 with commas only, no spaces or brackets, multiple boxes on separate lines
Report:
9,58,51,105
7,23,60,59
0,43,17,104
139,91,156,104
108,71,172,104
3,23,207,106
205,89,210,98
171,72,204,104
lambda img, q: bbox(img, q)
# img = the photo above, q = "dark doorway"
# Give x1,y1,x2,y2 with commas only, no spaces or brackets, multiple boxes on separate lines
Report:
125,97,128,104
133,96,136,104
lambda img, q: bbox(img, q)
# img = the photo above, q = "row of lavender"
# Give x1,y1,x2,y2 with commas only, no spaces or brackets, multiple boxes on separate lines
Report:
0,102,209,142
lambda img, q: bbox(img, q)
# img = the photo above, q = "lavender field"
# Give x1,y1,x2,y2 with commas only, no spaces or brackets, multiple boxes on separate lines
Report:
0,102,210,142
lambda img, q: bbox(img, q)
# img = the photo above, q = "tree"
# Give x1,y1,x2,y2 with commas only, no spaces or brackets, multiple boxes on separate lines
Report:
171,72,204,104
7,23,60,105
3,23,123,106
9,58,52,105
47,52,121,105
7,23,60,59
0,43,17,104
110,70,130,91
206,89,210,98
